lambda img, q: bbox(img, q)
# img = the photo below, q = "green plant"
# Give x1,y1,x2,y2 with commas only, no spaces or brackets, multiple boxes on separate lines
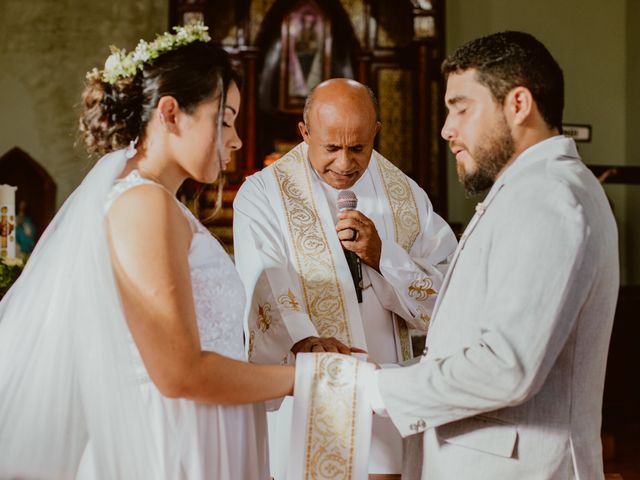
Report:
0,257,25,299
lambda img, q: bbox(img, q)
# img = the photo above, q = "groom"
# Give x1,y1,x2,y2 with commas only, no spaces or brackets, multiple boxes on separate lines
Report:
371,31,619,479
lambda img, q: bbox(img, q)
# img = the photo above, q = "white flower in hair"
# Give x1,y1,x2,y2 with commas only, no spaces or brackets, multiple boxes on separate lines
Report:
95,22,211,85
132,40,152,63
104,51,121,72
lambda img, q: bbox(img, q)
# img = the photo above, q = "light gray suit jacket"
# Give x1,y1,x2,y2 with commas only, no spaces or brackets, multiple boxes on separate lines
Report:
378,136,619,479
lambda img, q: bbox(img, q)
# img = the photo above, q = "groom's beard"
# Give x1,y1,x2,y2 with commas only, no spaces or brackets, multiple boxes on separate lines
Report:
458,114,515,196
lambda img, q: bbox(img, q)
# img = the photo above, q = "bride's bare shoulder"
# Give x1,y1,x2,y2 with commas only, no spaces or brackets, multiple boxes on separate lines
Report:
106,184,192,254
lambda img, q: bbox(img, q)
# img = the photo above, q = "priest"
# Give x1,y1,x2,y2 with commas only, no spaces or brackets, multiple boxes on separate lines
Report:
233,78,457,478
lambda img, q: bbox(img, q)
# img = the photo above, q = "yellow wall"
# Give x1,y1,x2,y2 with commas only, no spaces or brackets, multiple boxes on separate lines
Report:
0,0,169,205
625,0,640,284
0,0,636,282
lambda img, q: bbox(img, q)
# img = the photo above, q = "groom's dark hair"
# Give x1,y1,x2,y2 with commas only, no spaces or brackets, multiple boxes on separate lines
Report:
442,31,564,131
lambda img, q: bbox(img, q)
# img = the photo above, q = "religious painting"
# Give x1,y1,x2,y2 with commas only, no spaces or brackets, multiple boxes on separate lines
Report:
183,11,204,26
279,0,331,112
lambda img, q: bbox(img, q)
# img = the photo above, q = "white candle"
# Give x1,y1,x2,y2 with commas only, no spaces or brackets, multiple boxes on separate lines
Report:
0,184,17,259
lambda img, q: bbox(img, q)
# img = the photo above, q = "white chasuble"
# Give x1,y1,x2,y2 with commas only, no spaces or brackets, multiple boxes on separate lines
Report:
234,142,457,478
235,143,456,367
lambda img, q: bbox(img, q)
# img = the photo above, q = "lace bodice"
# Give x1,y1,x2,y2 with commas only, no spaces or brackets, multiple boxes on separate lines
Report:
105,171,247,368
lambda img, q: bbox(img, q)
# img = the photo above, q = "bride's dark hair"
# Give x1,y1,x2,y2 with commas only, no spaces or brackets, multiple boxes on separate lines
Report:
80,41,241,157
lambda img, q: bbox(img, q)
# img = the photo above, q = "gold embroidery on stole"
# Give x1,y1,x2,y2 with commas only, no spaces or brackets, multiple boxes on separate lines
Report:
375,153,421,361
273,146,352,346
304,355,359,479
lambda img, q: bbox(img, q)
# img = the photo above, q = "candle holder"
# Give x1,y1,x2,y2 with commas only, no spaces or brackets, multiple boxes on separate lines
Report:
0,184,17,259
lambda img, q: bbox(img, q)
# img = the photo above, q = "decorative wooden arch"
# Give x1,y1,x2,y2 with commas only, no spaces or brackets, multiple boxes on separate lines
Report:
0,147,56,241
250,0,360,170
168,0,447,251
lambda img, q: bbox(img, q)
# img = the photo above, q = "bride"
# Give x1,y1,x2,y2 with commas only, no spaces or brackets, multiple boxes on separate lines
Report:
0,24,293,479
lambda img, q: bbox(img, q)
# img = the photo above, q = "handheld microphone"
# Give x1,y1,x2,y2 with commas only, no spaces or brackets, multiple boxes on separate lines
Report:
337,190,363,303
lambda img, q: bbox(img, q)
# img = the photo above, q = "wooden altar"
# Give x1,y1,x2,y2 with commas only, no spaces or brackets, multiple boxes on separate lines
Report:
169,0,447,252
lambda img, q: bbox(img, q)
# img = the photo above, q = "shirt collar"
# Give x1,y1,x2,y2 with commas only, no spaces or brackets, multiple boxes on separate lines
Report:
499,135,578,183
478,135,578,208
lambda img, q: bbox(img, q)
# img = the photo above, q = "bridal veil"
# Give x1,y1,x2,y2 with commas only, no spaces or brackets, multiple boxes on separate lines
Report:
0,150,198,479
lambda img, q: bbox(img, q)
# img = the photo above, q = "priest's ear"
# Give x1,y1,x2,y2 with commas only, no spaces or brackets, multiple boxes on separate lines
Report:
298,121,311,143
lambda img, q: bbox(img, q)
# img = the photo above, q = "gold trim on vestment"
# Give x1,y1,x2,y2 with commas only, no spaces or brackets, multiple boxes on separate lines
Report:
375,153,420,252
375,153,421,361
304,354,359,479
396,319,412,361
408,278,437,301
273,146,352,346
278,289,302,312
416,306,431,326
257,303,272,332
248,330,255,360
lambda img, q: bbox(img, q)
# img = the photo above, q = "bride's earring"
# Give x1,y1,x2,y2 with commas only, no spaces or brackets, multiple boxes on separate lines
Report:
125,136,139,159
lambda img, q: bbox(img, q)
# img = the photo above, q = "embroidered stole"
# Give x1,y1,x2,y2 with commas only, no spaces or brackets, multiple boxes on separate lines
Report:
277,144,420,477
273,144,356,347
373,152,420,362
273,143,420,359
288,353,375,480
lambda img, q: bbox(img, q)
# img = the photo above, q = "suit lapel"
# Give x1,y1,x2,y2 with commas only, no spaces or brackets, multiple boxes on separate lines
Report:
428,182,505,330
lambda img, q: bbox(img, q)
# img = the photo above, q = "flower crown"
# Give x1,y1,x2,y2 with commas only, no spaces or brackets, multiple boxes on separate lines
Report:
93,23,211,85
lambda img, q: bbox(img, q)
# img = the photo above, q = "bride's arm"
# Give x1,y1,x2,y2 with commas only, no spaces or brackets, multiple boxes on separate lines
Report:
106,184,294,404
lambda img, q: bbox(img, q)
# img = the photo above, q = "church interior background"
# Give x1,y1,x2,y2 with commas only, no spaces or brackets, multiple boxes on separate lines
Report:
1,0,639,477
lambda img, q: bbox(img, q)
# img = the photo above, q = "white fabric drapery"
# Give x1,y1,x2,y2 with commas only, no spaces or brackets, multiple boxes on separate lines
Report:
0,150,252,479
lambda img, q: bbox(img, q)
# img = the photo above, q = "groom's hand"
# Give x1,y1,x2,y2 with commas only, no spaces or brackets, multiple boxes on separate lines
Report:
291,336,365,355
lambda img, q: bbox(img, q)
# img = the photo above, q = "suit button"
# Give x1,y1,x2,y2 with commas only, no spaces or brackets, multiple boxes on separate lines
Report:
410,419,427,432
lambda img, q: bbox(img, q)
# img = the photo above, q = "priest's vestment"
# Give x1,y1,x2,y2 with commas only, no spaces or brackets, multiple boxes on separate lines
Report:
233,142,457,476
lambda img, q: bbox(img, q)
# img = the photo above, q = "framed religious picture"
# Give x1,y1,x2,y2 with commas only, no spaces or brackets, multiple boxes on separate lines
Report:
279,0,332,112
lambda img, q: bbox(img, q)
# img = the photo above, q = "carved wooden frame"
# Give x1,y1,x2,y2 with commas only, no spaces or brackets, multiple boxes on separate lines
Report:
278,0,332,113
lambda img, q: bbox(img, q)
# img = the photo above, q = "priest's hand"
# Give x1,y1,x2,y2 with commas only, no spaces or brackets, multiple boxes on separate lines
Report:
336,210,382,271
291,336,367,355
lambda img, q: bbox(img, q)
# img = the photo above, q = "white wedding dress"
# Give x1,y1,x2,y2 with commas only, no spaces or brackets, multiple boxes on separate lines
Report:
0,150,268,480
76,170,269,479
